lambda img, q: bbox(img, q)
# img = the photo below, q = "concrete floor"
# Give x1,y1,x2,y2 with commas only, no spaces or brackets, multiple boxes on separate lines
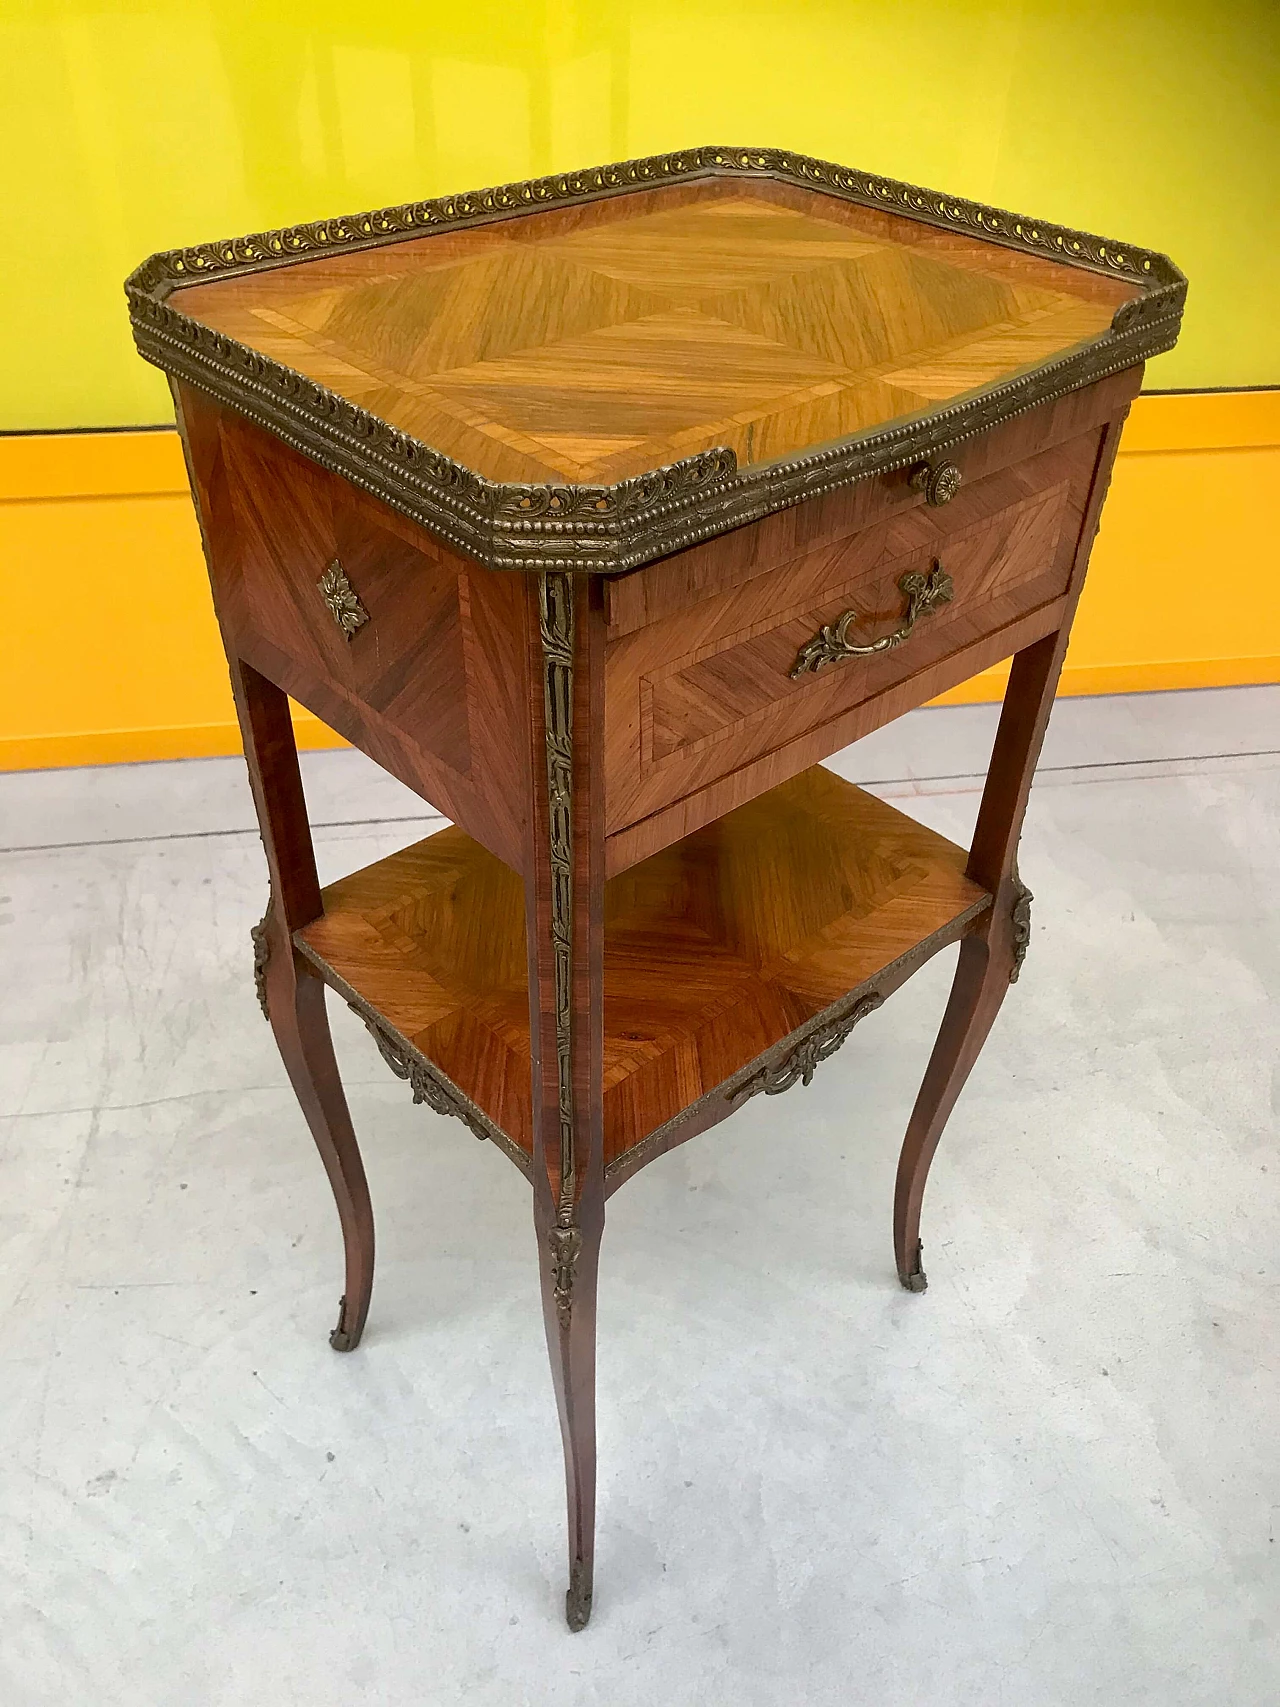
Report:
2,686,1277,1706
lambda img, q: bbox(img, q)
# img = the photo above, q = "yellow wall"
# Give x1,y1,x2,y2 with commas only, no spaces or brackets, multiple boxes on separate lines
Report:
1,2,1277,767
3,392,1277,771
0,0,1277,433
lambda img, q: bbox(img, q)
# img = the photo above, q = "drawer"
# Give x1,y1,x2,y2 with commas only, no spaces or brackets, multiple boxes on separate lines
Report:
604,424,1103,845
602,366,1137,642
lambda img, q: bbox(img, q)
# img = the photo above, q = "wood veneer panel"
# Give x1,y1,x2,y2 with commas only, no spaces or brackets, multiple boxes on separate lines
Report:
603,366,1139,637
299,825,535,1152
647,476,1069,761
602,376,1141,877
602,594,1068,879
178,388,529,870
604,425,1102,843
169,177,1133,488
295,766,988,1173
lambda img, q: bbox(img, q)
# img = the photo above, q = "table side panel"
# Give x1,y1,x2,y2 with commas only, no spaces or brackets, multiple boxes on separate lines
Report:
299,825,536,1152
178,388,529,871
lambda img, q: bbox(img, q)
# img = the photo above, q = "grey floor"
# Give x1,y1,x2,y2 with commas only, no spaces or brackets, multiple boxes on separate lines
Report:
2,686,1278,1707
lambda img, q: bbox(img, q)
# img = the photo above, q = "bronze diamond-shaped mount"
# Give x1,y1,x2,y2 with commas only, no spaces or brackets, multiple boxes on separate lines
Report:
318,559,369,640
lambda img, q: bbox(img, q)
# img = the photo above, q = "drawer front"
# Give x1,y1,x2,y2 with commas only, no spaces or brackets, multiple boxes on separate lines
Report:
604,427,1101,839
602,365,1139,641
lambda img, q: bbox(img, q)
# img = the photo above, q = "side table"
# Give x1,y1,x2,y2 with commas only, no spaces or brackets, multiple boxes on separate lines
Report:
127,147,1184,1628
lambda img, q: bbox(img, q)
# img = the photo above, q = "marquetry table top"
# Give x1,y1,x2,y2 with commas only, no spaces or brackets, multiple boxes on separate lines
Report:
128,148,1185,573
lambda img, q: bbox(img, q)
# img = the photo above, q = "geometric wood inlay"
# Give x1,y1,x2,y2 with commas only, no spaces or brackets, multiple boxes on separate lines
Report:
295,766,991,1181
599,419,1105,852
171,177,1132,488
222,410,472,776
645,481,1070,762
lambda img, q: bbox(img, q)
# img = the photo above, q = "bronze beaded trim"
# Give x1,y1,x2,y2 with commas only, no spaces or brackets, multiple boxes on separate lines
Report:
127,145,1185,575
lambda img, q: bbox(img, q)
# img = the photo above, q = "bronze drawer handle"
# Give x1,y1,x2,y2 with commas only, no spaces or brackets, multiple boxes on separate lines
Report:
790,562,954,678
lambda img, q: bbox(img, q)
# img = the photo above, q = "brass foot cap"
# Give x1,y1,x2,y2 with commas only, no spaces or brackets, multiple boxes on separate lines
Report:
901,1243,928,1293
565,1561,593,1631
329,1296,360,1352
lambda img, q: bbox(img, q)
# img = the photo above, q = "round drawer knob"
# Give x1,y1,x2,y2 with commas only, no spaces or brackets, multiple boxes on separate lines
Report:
910,460,962,506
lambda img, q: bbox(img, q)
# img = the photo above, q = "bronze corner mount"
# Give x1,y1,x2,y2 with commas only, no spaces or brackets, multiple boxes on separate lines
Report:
250,914,271,1021
1009,876,1034,983
548,1220,582,1333
537,570,584,1329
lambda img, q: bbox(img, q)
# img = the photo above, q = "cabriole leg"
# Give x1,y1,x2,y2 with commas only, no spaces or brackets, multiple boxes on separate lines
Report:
893,884,1026,1289
231,657,376,1349
893,624,1066,1290
255,908,375,1348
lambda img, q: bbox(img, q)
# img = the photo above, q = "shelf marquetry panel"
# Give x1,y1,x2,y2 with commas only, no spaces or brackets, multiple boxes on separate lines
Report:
296,766,990,1178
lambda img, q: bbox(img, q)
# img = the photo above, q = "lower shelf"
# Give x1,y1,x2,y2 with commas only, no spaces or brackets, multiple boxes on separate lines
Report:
295,766,991,1185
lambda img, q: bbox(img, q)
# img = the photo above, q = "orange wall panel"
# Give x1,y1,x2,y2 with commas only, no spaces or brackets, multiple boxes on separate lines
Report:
0,454,344,768
1,390,1276,771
